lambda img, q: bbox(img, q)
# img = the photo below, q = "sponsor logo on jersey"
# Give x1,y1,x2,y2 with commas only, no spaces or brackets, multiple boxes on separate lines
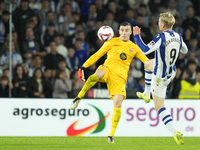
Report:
129,48,133,52
156,78,160,87
120,53,127,60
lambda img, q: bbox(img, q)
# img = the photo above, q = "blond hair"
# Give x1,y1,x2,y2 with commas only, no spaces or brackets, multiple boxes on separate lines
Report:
160,12,175,29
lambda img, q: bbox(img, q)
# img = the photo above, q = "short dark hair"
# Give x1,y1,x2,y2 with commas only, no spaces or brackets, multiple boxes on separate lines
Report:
75,38,83,42
72,12,80,16
139,4,147,9
2,10,9,15
68,46,75,50
77,30,84,35
33,55,41,59
0,75,8,81
26,19,34,25
120,22,131,28
106,11,114,16
47,10,54,15
188,60,197,66
53,34,61,40
89,3,95,7
48,22,55,27
58,59,66,64
184,69,193,78
3,68,9,73
44,68,51,72
186,5,194,11
55,69,65,79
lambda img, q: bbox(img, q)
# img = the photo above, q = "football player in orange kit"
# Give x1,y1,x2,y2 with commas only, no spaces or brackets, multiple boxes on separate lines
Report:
71,22,149,143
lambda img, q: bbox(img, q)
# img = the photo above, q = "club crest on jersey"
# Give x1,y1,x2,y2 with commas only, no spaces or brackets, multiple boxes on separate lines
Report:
150,41,155,46
120,53,127,60
170,34,175,37
129,48,133,52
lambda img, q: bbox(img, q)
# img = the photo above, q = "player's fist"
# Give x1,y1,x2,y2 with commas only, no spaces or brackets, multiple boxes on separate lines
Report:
133,26,141,35
78,66,85,81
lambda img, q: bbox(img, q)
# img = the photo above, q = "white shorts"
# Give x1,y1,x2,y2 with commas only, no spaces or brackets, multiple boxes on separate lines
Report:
151,73,175,98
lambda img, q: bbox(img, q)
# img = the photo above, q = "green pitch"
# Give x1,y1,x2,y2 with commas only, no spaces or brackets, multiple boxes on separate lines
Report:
0,137,199,150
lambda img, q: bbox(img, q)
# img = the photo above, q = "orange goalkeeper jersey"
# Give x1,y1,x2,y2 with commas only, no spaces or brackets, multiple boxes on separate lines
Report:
83,37,148,80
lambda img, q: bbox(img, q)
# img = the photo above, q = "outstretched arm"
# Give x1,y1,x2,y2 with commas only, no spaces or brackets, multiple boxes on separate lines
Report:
133,26,149,53
78,41,111,81
133,26,160,55
83,42,110,68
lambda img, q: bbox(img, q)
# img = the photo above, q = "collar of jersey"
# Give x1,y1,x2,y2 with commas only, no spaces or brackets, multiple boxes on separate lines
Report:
164,30,174,34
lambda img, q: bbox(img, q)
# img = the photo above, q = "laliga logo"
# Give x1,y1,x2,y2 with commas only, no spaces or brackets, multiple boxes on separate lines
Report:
67,104,110,136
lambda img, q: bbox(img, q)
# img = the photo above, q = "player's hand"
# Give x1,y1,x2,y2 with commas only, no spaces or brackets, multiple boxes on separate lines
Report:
133,26,141,35
78,66,86,81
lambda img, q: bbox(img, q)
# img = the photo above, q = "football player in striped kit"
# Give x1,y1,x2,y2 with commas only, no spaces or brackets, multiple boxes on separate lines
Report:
133,12,188,145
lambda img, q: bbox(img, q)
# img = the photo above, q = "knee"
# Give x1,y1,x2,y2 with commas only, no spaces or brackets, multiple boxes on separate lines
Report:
89,74,99,82
144,61,148,70
144,61,149,71
114,99,123,108
95,71,105,80
113,97,123,108
144,60,154,72
95,74,102,80
114,101,122,108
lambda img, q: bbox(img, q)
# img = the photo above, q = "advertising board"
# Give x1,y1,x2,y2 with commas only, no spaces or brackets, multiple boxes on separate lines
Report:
0,99,198,137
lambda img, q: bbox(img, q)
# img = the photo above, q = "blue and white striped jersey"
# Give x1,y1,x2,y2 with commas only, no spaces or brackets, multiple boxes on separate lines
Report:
134,30,188,78
0,52,23,66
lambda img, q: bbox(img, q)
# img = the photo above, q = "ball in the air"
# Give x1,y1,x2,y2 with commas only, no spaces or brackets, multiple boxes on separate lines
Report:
97,26,114,42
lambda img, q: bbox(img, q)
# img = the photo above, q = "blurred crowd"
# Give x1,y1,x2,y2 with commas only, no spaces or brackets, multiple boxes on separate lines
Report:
0,0,199,98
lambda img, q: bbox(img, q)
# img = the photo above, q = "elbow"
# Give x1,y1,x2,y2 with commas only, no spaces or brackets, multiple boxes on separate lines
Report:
142,47,149,55
143,51,148,55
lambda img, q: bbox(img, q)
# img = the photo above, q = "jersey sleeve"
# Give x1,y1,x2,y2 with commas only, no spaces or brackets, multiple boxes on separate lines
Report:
83,41,111,68
180,40,188,54
134,33,162,55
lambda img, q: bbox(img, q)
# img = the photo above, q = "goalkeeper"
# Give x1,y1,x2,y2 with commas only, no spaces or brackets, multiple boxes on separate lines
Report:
71,22,150,143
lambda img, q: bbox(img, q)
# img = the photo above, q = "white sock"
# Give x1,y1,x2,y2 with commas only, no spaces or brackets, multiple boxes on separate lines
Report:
158,107,176,136
144,70,152,97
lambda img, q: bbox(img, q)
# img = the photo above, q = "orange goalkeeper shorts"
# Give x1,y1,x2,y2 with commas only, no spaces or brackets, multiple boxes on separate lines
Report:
97,65,126,100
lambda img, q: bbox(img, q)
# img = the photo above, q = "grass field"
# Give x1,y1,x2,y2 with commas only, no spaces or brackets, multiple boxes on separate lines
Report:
0,137,200,150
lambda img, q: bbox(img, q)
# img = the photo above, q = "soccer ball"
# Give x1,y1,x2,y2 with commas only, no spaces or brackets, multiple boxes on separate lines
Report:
97,26,114,42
